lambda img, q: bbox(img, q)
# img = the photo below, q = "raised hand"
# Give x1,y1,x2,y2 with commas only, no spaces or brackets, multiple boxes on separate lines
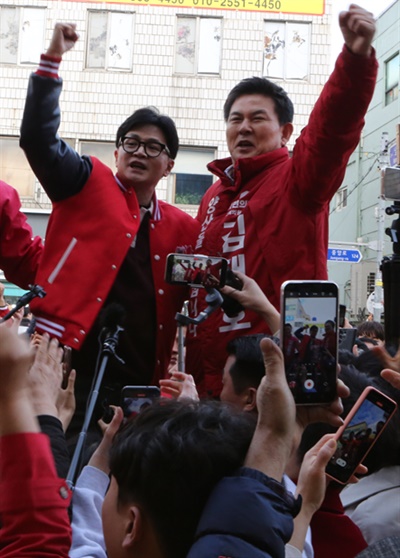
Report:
46,23,79,58
339,4,375,57
159,371,199,401
244,338,296,481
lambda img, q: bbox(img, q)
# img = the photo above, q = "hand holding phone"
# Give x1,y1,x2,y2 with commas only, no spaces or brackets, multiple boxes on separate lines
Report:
325,387,397,484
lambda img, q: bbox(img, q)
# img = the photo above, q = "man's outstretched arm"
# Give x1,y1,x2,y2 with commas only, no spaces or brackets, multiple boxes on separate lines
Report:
0,327,71,557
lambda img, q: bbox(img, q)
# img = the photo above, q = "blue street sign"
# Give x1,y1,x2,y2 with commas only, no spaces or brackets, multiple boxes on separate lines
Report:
327,248,362,263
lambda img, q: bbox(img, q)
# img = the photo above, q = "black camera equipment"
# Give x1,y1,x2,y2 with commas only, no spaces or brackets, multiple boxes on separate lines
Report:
66,303,125,488
0,284,46,323
381,200,400,350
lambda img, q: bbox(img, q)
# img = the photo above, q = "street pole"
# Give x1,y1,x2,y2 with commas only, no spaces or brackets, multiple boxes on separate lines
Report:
374,132,389,321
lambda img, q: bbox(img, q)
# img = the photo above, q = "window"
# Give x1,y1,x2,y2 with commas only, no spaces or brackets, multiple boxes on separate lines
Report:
175,17,222,75
335,187,348,211
0,137,36,197
385,53,399,106
170,148,215,206
367,272,375,296
80,141,115,170
86,11,134,70
0,7,45,65
263,21,310,80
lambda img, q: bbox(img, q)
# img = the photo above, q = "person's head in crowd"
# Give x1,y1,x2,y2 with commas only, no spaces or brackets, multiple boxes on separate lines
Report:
284,323,293,336
114,106,176,196
356,321,384,346
220,334,266,412
223,77,294,164
103,399,256,558
309,325,319,338
353,336,380,357
324,320,335,333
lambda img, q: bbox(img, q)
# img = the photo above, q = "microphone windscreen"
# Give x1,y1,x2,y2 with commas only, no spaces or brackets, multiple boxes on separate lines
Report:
98,303,126,331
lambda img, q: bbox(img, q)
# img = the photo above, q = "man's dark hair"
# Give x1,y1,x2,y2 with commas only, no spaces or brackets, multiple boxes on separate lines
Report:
223,77,294,125
116,107,179,159
310,325,318,334
356,321,385,342
226,334,266,394
109,400,256,558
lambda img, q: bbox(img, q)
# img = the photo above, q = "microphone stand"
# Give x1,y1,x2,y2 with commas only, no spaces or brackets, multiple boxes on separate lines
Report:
66,325,124,488
0,284,46,323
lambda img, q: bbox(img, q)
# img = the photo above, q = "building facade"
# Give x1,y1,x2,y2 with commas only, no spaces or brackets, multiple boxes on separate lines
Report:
1,0,332,224
328,0,399,320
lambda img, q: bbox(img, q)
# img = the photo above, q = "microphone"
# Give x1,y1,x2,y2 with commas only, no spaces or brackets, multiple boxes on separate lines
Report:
0,284,47,323
99,303,126,356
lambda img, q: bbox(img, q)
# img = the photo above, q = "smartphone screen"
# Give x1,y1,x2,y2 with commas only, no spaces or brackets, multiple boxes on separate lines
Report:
165,253,228,289
121,386,160,419
281,281,338,405
326,387,397,484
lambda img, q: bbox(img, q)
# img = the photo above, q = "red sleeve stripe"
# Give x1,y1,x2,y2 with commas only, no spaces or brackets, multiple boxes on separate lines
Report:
36,54,61,78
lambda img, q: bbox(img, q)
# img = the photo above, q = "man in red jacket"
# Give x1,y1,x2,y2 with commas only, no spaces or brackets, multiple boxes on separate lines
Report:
0,181,43,292
187,5,378,397
20,24,199,434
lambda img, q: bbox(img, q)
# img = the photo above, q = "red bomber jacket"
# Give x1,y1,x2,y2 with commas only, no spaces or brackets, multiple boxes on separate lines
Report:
30,158,200,382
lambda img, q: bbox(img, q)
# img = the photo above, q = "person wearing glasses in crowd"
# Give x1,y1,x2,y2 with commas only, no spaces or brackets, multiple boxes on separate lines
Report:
20,23,200,436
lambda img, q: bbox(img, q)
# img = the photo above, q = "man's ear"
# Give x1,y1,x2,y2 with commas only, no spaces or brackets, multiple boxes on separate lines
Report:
243,386,258,413
114,148,119,168
122,506,143,549
163,159,174,178
281,123,294,146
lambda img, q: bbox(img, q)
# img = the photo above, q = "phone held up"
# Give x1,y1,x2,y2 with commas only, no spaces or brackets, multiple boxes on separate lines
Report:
121,386,160,419
165,253,228,289
326,387,397,484
280,280,339,405
62,346,72,390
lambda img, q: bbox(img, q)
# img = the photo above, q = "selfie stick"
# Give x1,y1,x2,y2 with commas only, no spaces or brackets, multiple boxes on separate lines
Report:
175,289,223,373
0,284,46,322
66,305,125,488
381,201,400,350
177,323,186,373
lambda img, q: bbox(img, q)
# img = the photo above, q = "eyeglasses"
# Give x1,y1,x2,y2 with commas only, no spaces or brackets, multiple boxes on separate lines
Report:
119,136,171,158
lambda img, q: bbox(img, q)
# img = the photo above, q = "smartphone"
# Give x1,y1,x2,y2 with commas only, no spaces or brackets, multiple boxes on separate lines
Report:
338,328,357,352
62,346,72,389
339,304,346,328
121,386,160,419
326,387,397,484
280,280,339,405
165,253,228,289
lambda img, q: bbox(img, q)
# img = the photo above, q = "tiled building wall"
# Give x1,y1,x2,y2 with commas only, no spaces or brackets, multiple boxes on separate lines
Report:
0,0,333,211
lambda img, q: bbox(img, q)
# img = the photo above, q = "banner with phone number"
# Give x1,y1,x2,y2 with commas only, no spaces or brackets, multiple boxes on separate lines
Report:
72,0,325,15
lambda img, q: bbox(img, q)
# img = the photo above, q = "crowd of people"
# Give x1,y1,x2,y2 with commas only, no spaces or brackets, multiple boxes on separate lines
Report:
0,4,399,557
